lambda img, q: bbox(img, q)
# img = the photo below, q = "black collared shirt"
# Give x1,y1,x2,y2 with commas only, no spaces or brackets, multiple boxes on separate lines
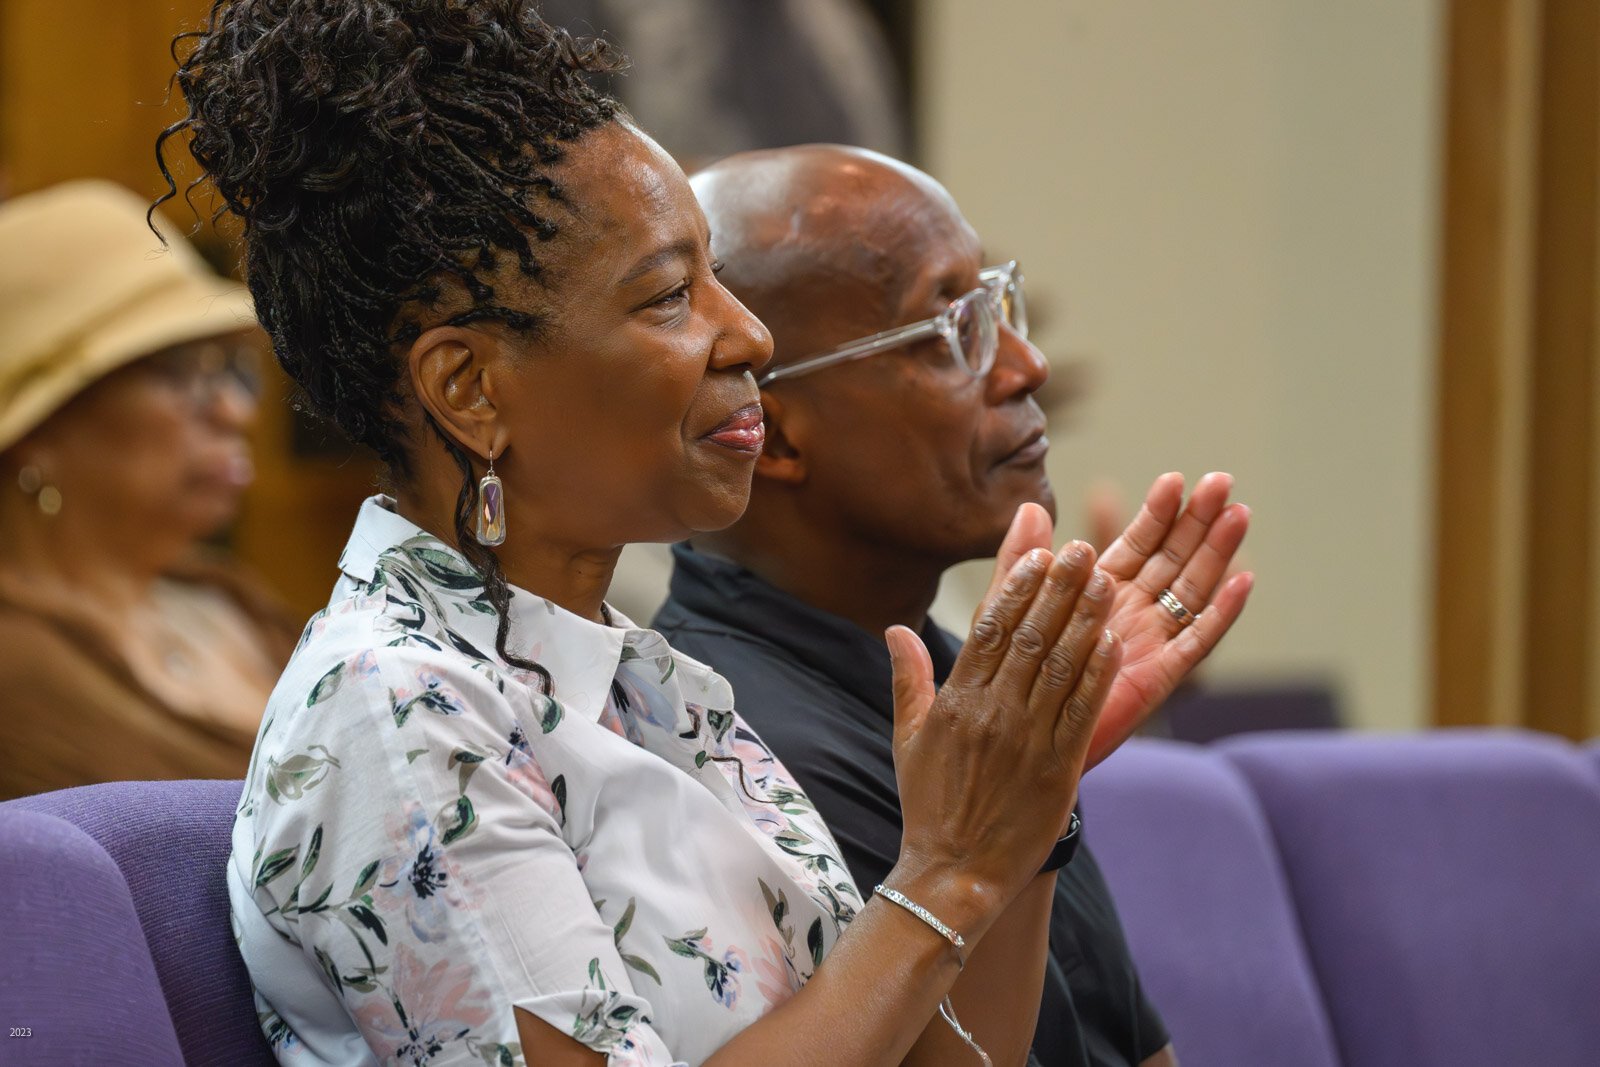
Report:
655,543,1169,1066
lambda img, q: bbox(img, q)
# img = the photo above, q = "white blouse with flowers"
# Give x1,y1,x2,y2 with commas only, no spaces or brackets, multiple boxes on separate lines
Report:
228,497,863,1067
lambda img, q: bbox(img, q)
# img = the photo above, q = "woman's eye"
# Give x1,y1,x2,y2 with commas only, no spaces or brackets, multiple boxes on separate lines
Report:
652,282,691,309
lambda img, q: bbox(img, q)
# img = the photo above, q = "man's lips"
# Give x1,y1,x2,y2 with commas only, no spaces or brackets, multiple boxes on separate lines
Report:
701,403,766,454
997,426,1050,467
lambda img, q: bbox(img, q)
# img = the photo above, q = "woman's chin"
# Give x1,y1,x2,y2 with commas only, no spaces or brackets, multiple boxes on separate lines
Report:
628,485,751,545
682,482,753,536
176,496,247,546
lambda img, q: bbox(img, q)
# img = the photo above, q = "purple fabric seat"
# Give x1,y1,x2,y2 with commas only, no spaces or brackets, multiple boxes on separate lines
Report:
1222,729,1600,1067
10,780,274,1067
1080,739,1341,1067
0,806,185,1065
1157,681,1342,743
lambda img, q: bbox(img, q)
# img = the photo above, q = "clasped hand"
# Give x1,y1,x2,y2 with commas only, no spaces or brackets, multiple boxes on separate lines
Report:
887,473,1252,917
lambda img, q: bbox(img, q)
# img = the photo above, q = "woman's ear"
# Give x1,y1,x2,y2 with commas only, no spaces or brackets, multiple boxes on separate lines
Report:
754,391,806,485
408,326,506,460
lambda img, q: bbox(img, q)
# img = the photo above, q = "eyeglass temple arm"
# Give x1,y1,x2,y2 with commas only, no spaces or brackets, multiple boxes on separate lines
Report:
758,319,942,385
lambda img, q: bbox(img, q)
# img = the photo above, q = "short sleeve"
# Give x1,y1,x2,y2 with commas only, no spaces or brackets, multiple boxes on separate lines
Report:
240,644,684,1066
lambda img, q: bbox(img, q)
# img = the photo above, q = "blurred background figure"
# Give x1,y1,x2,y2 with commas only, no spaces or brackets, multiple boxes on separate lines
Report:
538,0,911,168
0,181,296,800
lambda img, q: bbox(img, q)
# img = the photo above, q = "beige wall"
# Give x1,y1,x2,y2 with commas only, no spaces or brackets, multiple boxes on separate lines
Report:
920,1,1444,730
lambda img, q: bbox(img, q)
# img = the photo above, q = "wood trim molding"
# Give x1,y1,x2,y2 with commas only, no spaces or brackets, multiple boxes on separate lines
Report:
1521,0,1598,738
1434,0,1599,737
1433,0,1541,728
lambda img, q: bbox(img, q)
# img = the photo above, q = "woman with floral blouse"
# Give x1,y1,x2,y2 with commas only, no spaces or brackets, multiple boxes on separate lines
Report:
159,3,1237,1064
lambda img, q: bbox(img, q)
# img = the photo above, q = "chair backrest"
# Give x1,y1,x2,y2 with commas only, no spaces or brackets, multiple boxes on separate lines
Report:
0,806,186,1065
1159,682,1341,743
1080,739,1342,1067
11,779,276,1067
1222,729,1600,1067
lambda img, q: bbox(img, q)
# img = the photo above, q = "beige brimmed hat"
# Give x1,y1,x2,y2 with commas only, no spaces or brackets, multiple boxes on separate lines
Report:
0,180,257,453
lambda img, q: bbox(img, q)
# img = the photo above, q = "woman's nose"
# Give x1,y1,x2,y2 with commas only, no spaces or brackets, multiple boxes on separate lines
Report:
203,376,260,429
708,282,775,377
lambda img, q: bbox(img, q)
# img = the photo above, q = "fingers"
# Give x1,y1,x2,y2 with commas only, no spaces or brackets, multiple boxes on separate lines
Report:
1022,559,1113,714
1098,472,1184,579
1167,570,1255,671
1130,471,1234,597
975,502,1054,626
1165,502,1251,621
950,546,1053,688
1054,629,1123,761
989,541,1098,698
887,625,937,748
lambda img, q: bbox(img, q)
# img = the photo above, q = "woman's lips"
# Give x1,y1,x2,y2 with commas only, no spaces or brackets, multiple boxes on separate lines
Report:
226,453,256,487
190,446,255,491
702,404,766,454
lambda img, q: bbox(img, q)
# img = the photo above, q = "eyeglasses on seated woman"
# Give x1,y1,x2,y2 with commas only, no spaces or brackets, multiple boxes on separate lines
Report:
163,3,1146,1064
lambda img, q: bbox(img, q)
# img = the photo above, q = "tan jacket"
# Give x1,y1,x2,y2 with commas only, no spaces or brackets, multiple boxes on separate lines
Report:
0,556,298,800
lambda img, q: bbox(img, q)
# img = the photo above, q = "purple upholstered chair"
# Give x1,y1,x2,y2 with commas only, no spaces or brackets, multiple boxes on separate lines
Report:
10,780,274,1067
0,807,185,1065
1156,681,1342,743
1079,739,1341,1067
1222,729,1600,1067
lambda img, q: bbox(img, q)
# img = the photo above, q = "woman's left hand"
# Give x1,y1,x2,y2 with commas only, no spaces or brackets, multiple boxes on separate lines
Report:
983,471,1254,769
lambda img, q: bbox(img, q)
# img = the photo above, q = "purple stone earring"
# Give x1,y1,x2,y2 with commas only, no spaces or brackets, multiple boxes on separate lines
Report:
476,447,506,546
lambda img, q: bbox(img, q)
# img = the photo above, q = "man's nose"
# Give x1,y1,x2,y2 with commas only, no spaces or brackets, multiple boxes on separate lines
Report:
985,322,1049,402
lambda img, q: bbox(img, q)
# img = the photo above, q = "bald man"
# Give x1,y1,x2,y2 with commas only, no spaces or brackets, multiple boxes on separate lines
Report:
653,146,1253,1065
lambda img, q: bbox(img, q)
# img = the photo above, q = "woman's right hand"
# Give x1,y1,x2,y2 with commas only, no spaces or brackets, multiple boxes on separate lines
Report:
884,502,1121,939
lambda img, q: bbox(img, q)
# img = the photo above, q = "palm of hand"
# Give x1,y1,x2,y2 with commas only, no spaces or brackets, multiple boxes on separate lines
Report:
1088,578,1200,766
1083,471,1254,766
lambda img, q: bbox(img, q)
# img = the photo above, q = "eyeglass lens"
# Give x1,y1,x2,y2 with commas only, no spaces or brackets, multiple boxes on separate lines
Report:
954,296,984,373
146,341,265,403
999,273,1027,337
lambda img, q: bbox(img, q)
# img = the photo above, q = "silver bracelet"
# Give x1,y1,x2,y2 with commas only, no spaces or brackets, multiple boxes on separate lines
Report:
873,884,991,1065
873,883,966,965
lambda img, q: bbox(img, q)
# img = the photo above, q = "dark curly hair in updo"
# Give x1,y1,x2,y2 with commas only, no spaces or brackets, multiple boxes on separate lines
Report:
156,0,623,676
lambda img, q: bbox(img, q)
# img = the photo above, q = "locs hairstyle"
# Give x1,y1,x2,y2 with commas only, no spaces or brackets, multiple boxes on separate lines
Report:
156,0,623,675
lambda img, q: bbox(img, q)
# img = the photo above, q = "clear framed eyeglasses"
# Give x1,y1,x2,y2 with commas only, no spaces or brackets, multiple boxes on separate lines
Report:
141,338,265,407
757,261,1027,387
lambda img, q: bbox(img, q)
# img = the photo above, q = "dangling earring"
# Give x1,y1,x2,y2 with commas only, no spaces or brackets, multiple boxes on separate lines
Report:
475,447,506,546
17,465,61,517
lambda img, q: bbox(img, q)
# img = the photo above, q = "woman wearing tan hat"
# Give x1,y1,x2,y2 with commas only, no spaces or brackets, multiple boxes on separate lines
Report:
0,180,298,800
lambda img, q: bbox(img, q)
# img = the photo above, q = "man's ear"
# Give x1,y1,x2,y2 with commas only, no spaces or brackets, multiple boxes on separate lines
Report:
407,326,507,461
754,391,806,485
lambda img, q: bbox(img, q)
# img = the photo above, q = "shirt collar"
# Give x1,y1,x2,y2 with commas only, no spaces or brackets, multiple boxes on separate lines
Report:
338,496,731,721
664,541,961,720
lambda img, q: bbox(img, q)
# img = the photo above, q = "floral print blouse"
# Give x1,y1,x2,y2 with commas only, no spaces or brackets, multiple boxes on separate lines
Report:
228,497,863,1066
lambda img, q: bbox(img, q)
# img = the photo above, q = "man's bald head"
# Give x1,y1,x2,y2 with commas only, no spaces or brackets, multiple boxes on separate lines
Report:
692,145,974,367
686,144,1055,581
